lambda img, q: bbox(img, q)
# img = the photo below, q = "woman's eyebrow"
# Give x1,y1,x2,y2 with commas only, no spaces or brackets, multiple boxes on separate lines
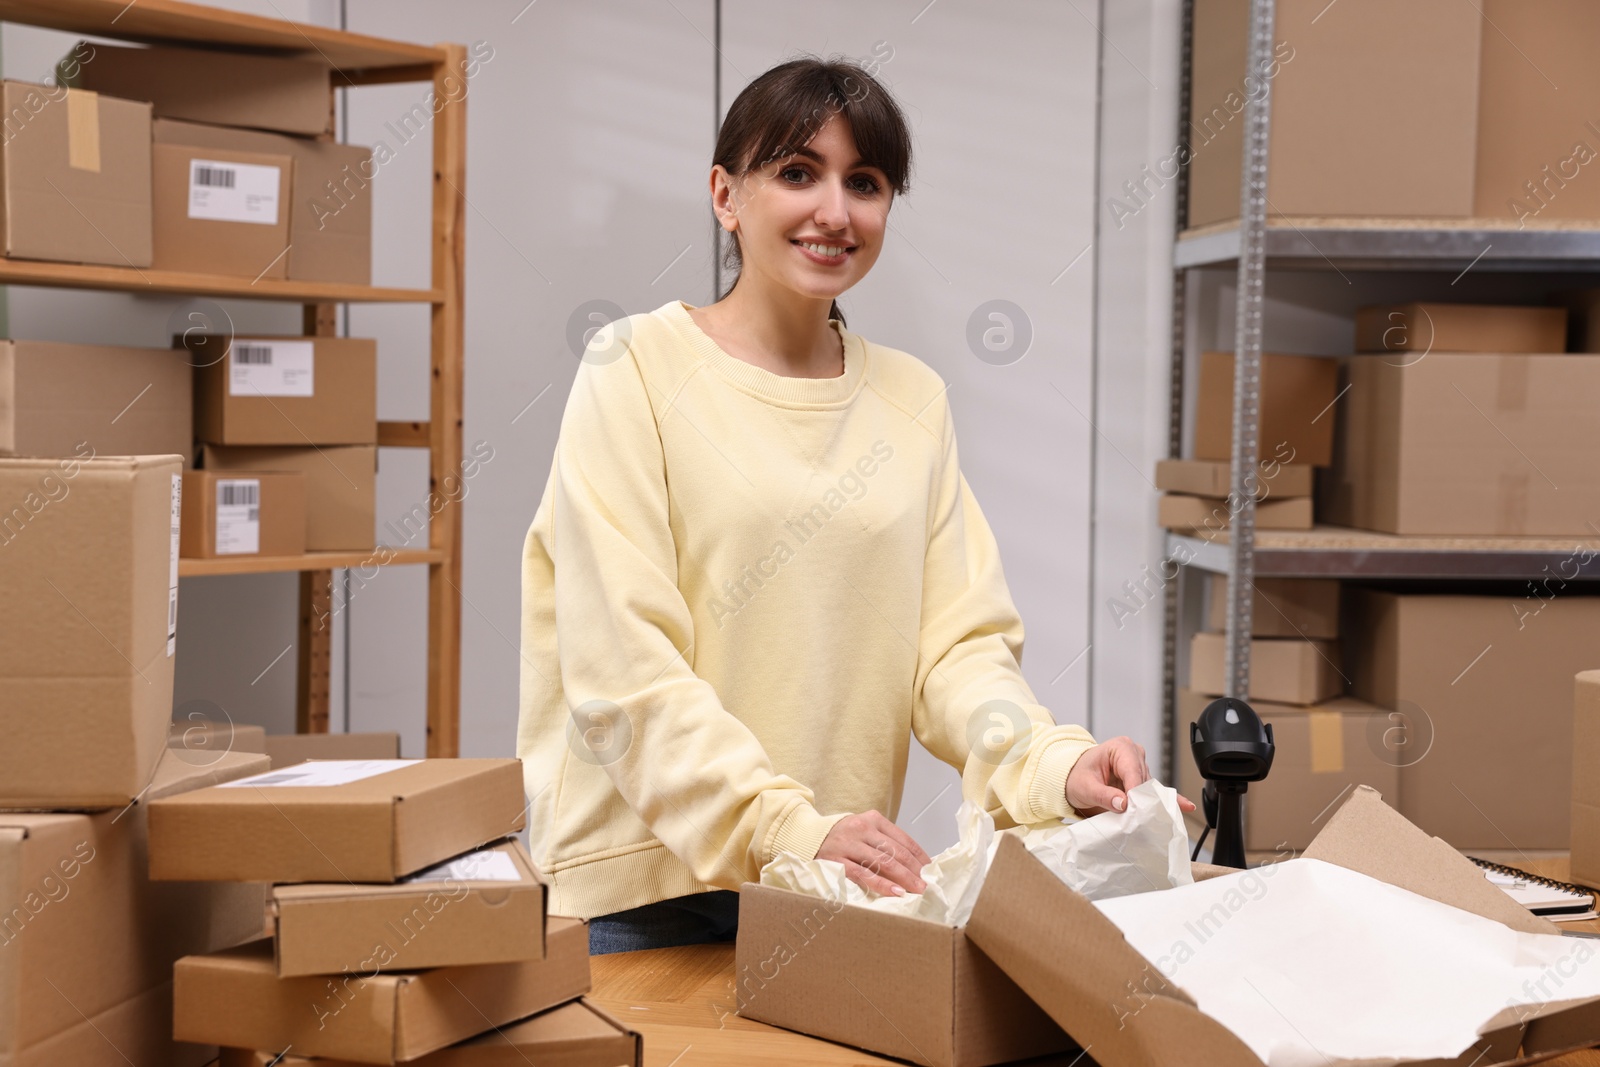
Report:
787,145,875,169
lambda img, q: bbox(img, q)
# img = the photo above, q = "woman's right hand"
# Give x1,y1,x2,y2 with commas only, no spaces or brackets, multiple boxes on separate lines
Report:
817,810,933,897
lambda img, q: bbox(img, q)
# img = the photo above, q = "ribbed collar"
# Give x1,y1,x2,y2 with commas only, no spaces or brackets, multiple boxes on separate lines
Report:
660,299,867,408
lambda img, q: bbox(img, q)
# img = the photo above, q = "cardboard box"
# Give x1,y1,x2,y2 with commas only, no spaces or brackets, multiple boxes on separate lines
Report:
180,470,306,558
1321,354,1600,535
0,340,192,465
265,732,401,768
148,758,527,882
1187,0,1482,227
169,719,268,757
1345,590,1600,849
269,838,548,977
1204,573,1339,639
0,80,152,266
1159,493,1312,533
1176,688,1399,850
1155,457,1313,498
1193,351,1339,467
154,119,372,285
65,42,332,137
1189,631,1343,705
736,883,1073,1067
200,444,375,551
186,334,377,446
0,455,180,809
153,143,292,279
1355,303,1567,355
1572,672,1600,886
215,999,641,1067
0,749,272,1067
175,918,591,1064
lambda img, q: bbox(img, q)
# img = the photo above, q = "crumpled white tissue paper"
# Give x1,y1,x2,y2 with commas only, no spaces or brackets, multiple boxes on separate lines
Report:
759,778,1192,924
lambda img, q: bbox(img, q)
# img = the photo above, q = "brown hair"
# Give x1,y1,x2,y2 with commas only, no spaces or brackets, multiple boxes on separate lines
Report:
712,53,912,328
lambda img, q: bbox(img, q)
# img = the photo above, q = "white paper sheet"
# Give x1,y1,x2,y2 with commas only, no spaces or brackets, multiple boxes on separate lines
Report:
218,759,420,788
404,849,522,884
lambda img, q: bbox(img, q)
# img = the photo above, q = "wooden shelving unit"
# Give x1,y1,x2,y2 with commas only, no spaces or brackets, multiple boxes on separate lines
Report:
2,0,467,755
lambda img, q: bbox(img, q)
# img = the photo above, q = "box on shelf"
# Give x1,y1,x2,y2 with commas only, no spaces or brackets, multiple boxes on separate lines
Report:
0,749,271,1067
1155,457,1314,499
1354,303,1567,355
168,719,267,757
1189,630,1343,705
1321,354,1600,535
0,80,152,266
1572,672,1600,886
180,470,305,559
153,143,292,279
154,119,373,285
63,42,333,137
1193,351,1339,467
1345,589,1600,849
200,443,375,552
264,731,400,768
0,340,192,464
0,454,180,809
148,758,527,882
1159,493,1312,533
175,918,590,1064
1204,573,1340,639
185,334,377,446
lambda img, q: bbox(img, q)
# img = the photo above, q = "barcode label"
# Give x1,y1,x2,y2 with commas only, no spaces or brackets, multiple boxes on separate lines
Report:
219,482,258,506
193,164,236,188
229,340,313,397
233,344,273,365
168,474,180,657
215,478,260,555
187,158,281,225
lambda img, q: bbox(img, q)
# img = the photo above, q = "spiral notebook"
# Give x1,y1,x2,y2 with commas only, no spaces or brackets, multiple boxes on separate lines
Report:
1467,856,1599,920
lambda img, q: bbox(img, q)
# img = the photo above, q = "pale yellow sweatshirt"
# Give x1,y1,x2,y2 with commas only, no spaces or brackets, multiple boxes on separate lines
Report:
517,299,1097,919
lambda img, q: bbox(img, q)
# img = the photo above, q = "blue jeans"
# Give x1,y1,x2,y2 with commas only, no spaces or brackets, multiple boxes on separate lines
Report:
588,889,740,955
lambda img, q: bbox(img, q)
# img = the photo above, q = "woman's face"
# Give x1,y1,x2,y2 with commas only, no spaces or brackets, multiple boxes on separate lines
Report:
718,112,892,304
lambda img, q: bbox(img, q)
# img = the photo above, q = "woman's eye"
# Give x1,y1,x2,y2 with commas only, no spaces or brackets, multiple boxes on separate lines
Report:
852,176,882,194
780,166,809,183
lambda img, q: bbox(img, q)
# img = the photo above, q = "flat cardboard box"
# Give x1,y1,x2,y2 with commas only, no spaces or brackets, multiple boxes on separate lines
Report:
269,838,548,977
1193,351,1339,467
1154,457,1313,498
186,334,377,446
1159,493,1312,533
154,118,372,284
1187,0,1482,227
200,444,375,551
0,340,192,465
963,785,1598,1067
1176,688,1399,850
0,749,271,1067
1355,303,1567,355
0,455,180,809
265,732,401,768
65,42,332,137
180,470,306,558
1321,353,1600,535
168,719,268,757
175,918,591,1064
215,999,640,1067
736,885,1073,1067
153,142,292,279
1572,672,1600,886
0,80,152,266
1345,589,1600,849
1204,574,1339,639
1188,631,1343,706
148,758,527,882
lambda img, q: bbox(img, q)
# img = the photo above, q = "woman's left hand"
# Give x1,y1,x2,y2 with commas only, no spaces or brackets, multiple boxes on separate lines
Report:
1065,736,1198,817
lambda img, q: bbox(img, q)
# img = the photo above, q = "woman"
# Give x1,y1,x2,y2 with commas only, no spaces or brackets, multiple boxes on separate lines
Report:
518,55,1193,956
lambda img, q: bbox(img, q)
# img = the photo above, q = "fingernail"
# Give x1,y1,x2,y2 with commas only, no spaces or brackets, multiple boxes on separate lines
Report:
892,885,906,896
1113,796,1125,811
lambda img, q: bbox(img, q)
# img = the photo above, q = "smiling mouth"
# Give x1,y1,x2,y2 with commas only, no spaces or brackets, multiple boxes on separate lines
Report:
791,240,855,257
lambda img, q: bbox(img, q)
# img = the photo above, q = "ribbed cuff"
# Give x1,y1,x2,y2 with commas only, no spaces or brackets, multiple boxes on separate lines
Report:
769,800,852,863
1026,736,1098,823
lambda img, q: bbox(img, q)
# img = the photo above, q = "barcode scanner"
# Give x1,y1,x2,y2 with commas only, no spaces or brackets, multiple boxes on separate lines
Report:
1190,696,1274,869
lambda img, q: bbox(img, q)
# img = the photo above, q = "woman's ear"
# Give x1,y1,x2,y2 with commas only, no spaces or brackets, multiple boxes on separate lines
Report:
709,165,742,233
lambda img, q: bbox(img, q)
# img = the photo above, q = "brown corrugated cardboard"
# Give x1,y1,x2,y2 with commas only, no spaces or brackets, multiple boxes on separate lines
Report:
1355,303,1567,355
269,838,547,977
186,334,377,446
1345,590,1600,849
0,454,180,809
735,884,1073,1067
1572,672,1600,887
148,758,527,882
1159,493,1312,533
216,998,639,1067
168,719,268,757
265,732,401,768
1189,631,1343,705
180,470,306,558
0,341,192,465
65,42,332,137
0,749,271,1067
1193,351,1339,467
1155,457,1313,498
154,119,372,285
0,80,152,266
1204,574,1339,639
153,143,292,279
1322,354,1600,535
200,443,375,551
175,918,591,1064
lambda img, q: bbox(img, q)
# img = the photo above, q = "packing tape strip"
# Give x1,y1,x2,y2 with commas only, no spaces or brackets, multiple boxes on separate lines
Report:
1308,710,1344,774
1496,352,1530,412
65,89,100,173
